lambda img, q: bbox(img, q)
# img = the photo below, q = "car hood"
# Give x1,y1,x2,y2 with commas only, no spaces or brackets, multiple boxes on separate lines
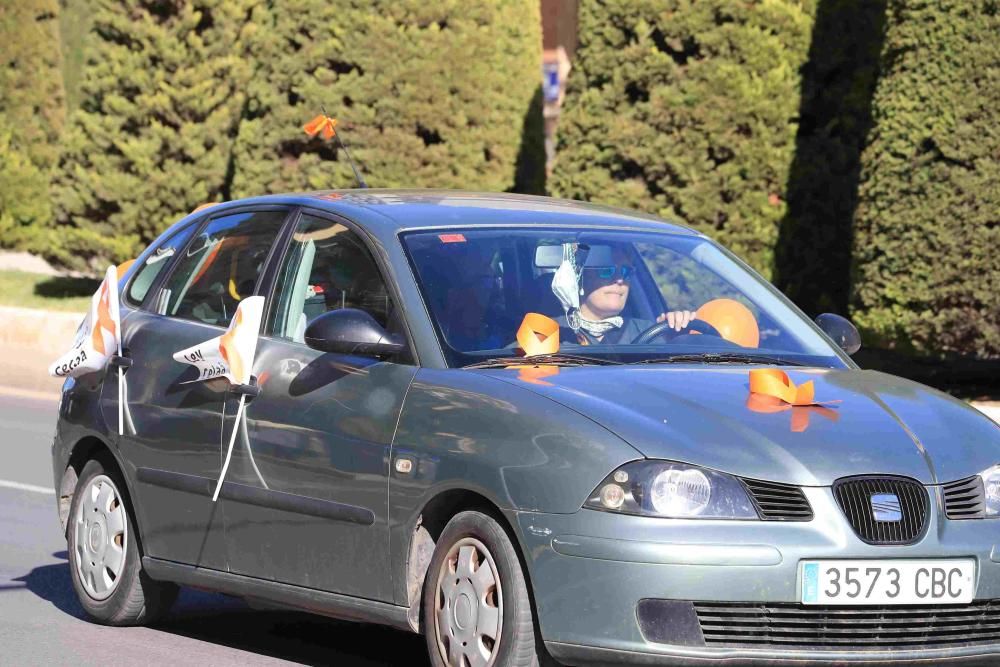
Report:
483,366,999,486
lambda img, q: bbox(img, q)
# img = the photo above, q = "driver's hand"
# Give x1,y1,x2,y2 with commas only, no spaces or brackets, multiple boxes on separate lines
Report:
657,310,697,331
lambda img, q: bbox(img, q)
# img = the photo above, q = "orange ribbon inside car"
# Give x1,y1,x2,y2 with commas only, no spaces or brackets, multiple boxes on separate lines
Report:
516,313,560,357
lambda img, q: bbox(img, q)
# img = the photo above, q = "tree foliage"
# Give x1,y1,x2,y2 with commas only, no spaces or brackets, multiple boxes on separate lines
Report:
851,0,1000,358
772,0,887,316
50,0,258,269
0,0,65,250
50,0,543,269
550,0,815,278
230,0,543,197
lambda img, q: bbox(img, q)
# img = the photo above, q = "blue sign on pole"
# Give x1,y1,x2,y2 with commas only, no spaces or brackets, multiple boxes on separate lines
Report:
543,63,560,103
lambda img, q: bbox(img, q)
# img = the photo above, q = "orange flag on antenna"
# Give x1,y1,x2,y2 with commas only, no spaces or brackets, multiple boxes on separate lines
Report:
304,114,337,140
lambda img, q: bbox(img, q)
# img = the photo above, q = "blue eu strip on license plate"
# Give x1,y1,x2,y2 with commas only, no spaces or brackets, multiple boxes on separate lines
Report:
802,562,819,603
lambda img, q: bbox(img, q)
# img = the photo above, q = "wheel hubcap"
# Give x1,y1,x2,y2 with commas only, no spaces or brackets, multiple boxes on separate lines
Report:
434,537,502,667
73,474,128,601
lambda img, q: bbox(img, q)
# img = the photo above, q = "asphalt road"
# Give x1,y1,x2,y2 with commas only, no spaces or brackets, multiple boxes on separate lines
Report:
0,391,429,666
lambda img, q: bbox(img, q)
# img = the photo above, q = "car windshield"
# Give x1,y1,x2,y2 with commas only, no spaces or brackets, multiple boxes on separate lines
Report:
401,228,848,368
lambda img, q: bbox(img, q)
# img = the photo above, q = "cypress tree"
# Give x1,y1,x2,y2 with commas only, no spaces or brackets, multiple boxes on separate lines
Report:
851,0,1000,358
550,0,815,278
230,0,544,196
0,0,65,249
51,0,258,269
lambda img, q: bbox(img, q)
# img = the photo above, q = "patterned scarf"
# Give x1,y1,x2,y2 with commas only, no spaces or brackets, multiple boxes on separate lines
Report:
578,315,623,338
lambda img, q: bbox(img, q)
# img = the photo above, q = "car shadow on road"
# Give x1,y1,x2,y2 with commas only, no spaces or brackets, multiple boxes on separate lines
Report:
14,551,429,666
9,551,86,619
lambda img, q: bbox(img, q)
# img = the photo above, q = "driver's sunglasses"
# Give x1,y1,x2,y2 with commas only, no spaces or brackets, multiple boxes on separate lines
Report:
588,264,634,281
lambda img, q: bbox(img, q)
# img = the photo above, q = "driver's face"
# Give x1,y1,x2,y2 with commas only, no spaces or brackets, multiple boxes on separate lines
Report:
581,249,633,320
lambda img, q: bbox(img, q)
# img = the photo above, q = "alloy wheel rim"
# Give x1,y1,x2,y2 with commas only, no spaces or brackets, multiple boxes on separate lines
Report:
73,474,128,601
433,537,503,667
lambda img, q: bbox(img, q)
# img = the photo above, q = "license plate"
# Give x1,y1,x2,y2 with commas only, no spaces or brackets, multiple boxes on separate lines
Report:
801,559,975,605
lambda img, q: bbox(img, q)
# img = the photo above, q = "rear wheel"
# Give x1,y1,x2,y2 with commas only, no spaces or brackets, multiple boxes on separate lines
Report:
423,510,554,667
67,457,177,625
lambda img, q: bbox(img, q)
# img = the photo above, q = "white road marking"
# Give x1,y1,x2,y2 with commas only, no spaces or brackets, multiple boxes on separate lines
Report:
0,480,54,494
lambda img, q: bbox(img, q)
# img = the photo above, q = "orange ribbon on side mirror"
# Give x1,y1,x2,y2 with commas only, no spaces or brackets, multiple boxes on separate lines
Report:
516,313,559,357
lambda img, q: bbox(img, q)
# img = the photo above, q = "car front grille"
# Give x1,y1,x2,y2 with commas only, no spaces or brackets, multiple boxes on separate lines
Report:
695,601,1000,649
741,477,813,521
833,476,928,545
943,475,986,519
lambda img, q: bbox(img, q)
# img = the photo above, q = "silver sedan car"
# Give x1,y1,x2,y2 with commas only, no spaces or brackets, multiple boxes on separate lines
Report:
52,191,1000,666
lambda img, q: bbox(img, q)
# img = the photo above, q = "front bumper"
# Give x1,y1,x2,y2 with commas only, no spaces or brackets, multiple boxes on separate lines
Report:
511,486,1000,665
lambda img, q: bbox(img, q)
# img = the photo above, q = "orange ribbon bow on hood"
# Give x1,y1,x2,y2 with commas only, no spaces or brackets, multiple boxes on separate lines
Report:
304,114,338,140
746,368,841,432
749,368,832,406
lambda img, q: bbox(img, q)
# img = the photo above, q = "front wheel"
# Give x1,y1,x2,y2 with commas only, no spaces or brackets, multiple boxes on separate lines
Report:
423,511,554,667
67,457,177,625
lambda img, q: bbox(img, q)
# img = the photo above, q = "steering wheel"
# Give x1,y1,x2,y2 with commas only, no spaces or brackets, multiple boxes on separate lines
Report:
633,318,723,345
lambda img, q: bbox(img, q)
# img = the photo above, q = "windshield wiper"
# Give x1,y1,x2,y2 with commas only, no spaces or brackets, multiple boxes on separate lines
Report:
464,353,623,369
633,353,807,366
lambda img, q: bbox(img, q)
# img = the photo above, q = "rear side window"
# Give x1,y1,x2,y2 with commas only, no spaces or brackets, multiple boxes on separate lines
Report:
126,224,197,305
157,210,287,326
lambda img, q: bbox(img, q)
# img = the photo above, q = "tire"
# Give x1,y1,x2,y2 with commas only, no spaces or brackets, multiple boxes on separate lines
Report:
423,510,555,667
67,457,178,625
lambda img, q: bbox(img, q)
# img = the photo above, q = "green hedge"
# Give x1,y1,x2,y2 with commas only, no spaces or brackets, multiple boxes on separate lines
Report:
50,0,256,270
550,0,815,279
50,0,543,270
0,0,65,251
851,0,1000,358
231,0,543,197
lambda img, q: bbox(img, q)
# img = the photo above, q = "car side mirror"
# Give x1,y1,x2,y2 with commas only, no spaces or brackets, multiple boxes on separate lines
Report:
815,313,861,356
304,309,406,358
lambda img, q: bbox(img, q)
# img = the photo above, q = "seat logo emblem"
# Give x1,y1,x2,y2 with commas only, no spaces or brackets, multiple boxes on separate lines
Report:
871,493,903,522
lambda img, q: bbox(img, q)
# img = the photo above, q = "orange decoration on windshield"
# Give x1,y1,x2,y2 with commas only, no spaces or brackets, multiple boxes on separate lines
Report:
516,313,560,357
695,299,760,348
304,114,338,140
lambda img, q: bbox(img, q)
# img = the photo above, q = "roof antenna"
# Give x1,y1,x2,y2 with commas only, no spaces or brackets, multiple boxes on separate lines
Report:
303,107,369,189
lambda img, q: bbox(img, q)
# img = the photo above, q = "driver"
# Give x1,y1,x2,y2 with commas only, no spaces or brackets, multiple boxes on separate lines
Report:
558,245,696,345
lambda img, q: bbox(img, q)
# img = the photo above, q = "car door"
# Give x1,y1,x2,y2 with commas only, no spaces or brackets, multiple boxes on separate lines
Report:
221,211,416,601
116,208,290,568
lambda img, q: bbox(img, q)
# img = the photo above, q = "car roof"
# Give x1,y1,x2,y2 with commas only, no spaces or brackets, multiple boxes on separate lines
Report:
199,189,701,237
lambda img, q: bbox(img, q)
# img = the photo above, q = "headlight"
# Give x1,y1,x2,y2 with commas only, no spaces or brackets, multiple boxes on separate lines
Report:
584,460,759,519
981,465,1000,517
